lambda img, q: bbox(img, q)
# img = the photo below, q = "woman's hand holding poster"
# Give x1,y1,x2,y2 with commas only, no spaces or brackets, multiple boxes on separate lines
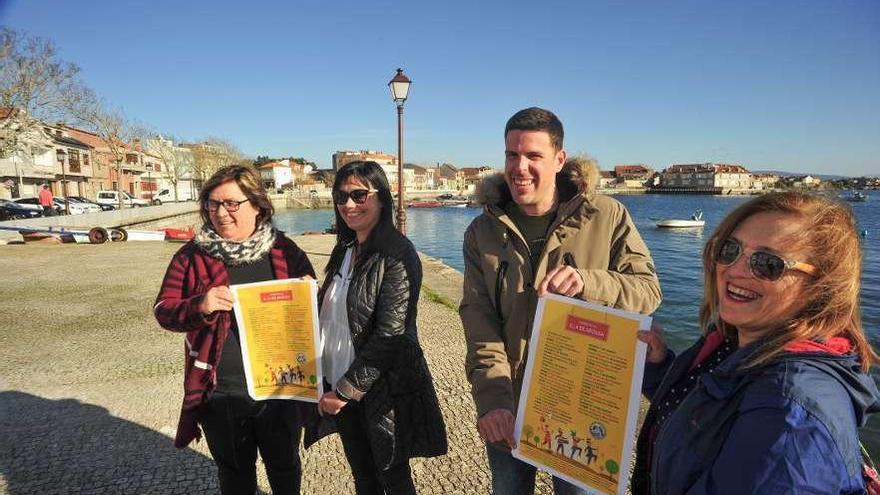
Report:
513,294,650,495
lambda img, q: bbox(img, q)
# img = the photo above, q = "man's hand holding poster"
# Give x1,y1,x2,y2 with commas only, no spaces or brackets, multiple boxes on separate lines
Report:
513,293,650,495
230,278,323,402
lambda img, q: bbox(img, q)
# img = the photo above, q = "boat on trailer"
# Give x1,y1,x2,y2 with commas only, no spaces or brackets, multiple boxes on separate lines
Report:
0,225,194,244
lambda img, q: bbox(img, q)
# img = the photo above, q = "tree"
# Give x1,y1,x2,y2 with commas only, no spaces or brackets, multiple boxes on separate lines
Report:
0,28,89,192
522,424,534,446
147,134,192,202
69,89,145,209
605,459,619,479
289,156,316,168
0,28,84,155
188,137,244,182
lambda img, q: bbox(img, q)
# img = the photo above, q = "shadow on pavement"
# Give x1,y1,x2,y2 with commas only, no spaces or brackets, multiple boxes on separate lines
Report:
0,391,219,494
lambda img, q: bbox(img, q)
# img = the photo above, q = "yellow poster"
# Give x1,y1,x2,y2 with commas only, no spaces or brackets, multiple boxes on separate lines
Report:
230,278,323,403
513,294,650,495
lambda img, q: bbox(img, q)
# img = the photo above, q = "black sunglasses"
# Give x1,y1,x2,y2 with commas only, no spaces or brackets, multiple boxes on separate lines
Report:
332,189,376,205
715,238,817,282
206,198,249,212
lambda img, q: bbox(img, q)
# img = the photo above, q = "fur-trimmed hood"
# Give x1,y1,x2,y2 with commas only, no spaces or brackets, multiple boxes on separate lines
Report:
474,155,600,207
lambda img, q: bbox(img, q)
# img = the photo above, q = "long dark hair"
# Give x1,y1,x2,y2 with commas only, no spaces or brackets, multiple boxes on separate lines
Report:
325,161,397,276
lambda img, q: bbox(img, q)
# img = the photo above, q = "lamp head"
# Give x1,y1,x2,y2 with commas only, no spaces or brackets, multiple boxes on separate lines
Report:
388,68,411,105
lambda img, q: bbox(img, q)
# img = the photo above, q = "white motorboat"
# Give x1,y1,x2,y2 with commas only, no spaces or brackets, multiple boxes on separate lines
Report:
845,191,867,202
656,210,705,228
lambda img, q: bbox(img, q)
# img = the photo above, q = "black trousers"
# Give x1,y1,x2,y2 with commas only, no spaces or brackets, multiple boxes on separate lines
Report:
333,400,415,495
199,394,302,495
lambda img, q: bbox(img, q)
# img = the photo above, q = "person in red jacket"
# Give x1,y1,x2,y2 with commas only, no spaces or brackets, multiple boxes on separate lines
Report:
38,184,55,216
154,164,315,494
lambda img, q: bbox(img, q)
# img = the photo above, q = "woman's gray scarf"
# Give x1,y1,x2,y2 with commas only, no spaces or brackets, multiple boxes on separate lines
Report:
194,221,276,265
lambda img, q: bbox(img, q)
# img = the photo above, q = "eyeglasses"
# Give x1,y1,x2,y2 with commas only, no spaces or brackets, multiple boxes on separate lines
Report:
715,238,817,282
332,189,376,205
206,198,250,213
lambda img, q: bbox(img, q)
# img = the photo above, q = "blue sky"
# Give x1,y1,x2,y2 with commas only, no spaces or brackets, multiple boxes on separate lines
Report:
2,0,878,175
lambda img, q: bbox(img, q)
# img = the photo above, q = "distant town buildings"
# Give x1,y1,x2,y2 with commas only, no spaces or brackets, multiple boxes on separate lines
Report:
613,164,653,188
0,120,166,201
4,111,870,202
655,163,752,193
332,150,397,171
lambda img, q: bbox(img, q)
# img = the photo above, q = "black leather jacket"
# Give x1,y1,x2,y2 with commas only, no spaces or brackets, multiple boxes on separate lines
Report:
309,230,447,468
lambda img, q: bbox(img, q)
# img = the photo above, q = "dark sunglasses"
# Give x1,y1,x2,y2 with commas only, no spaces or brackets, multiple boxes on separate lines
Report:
206,198,249,213
332,189,376,205
715,238,817,282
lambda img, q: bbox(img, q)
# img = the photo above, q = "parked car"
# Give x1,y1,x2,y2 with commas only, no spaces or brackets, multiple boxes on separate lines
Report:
14,197,63,215
95,190,151,208
68,196,114,211
56,197,102,215
152,187,194,205
0,198,43,220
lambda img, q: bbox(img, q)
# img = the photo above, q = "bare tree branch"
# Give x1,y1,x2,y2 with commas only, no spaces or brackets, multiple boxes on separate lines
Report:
0,27,87,158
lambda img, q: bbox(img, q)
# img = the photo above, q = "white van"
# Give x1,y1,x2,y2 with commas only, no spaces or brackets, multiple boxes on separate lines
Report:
153,187,194,205
95,190,151,208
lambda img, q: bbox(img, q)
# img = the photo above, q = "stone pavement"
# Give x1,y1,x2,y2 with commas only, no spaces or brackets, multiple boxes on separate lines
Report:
0,234,556,494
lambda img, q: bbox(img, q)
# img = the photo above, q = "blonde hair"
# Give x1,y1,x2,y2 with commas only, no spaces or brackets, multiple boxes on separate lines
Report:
699,192,877,371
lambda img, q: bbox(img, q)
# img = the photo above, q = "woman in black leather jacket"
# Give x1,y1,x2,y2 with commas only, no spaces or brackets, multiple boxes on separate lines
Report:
315,160,447,494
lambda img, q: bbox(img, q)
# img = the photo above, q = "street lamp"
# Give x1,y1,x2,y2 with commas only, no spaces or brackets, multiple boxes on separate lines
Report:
145,163,153,203
388,68,411,234
56,148,69,214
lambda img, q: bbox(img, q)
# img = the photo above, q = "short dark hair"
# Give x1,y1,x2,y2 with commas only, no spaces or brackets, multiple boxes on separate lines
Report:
198,164,274,226
504,107,564,150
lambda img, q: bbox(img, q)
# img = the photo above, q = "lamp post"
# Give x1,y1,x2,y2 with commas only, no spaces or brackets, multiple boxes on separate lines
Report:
145,163,153,204
388,68,411,234
56,148,69,214
116,157,124,210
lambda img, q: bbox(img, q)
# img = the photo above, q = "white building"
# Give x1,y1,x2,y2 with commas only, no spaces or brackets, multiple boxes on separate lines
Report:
259,160,294,190
661,163,752,190
146,136,196,200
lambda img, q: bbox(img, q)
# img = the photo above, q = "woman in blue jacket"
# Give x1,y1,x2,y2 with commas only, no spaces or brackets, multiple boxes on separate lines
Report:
633,192,880,494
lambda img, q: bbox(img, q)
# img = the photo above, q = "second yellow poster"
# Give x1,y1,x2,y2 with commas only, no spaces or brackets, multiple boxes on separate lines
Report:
513,294,650,495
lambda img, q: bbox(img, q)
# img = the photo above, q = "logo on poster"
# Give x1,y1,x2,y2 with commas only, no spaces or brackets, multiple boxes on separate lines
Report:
260,290,293,303
590,421,607,440
565,315,609,341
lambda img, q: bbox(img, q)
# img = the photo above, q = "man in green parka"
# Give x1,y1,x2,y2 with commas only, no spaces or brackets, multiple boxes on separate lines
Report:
460,107,661,494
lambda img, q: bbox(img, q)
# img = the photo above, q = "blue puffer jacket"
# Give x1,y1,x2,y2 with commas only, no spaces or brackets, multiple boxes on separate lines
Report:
631,331,880,495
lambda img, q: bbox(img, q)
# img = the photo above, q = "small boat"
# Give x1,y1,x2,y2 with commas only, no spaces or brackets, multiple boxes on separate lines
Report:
0,225,194,243
845,191,867,202
162,227,195,241
126,230,170,242
441,201,468,208
656,210,706,228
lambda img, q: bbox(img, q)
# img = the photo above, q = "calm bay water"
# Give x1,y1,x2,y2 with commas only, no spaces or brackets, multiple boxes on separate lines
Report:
275,193,879,351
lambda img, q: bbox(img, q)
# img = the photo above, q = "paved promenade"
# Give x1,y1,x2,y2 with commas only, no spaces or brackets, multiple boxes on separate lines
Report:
0,234,556,494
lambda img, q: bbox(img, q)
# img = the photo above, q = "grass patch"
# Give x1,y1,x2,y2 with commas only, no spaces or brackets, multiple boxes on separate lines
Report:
422,285,457,311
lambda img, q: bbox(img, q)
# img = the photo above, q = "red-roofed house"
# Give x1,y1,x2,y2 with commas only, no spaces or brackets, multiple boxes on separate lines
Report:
613,164,653,188
258,160,293,191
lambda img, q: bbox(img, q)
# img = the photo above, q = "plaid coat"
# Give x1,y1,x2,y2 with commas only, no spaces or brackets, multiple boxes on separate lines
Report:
154,233,315,448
